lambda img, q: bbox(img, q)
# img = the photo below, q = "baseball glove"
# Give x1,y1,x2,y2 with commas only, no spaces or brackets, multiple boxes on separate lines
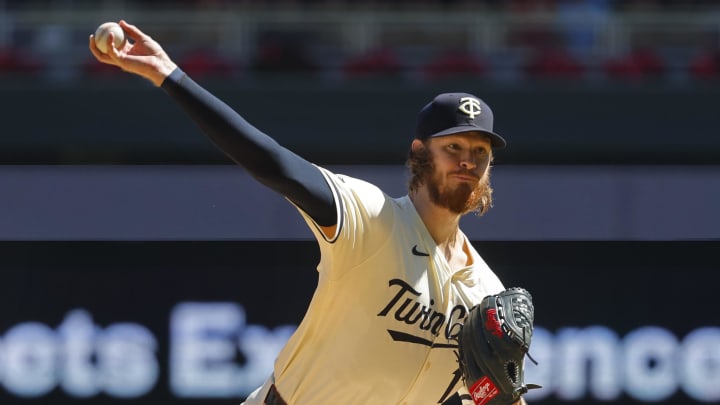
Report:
457,287,541,405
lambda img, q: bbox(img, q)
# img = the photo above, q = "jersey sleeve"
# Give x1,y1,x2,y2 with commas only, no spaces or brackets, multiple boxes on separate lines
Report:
294,167,396,279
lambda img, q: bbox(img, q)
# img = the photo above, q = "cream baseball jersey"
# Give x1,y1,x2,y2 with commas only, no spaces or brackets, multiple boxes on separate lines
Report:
243,168,505,405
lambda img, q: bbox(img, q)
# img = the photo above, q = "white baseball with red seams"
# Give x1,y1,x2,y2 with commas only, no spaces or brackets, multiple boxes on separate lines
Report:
94,22,126,54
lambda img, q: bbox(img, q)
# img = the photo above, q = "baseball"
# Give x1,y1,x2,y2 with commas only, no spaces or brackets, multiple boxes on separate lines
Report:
94,22,126,54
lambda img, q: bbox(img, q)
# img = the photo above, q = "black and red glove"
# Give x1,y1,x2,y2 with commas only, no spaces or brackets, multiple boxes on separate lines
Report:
457,287,541,405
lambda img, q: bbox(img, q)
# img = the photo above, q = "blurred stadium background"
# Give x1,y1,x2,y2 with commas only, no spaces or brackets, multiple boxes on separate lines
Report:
0,1,718,405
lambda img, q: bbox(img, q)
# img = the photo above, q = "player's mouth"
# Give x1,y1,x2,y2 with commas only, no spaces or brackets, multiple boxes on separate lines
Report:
450,173,480,182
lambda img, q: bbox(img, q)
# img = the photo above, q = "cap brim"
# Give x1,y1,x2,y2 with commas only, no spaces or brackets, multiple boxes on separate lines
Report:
429,125,507,149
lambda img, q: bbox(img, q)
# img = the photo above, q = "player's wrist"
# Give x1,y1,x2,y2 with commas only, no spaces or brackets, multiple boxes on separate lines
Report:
151,59,178,87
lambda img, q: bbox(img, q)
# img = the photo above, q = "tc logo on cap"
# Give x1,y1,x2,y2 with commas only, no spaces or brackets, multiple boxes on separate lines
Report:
458,97,482,119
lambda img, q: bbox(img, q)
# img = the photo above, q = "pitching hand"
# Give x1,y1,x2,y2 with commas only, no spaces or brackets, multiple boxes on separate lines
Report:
89,20,178,87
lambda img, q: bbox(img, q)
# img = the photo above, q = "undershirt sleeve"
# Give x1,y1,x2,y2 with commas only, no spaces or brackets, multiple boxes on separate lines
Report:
160,68,336,227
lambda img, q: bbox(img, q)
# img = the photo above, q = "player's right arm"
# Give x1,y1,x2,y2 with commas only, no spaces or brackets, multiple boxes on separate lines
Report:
88,20,337,229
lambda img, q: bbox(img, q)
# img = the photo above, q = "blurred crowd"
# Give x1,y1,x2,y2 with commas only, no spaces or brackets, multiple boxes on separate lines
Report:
1,0,720,83
2,0,719,11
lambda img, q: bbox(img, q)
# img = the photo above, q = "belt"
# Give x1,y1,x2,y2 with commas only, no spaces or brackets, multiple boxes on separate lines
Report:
264,384,287,405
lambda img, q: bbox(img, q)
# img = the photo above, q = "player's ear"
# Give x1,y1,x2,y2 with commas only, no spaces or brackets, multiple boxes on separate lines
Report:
411,139,425,153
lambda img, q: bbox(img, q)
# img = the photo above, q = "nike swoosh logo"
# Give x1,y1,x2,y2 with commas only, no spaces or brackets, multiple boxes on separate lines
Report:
411,245,430,257
387,330,456,348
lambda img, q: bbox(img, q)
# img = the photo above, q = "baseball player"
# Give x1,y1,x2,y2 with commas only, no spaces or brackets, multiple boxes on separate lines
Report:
89,20,528,405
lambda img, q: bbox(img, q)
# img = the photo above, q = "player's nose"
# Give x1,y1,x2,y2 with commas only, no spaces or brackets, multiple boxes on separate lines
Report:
459,153,477,170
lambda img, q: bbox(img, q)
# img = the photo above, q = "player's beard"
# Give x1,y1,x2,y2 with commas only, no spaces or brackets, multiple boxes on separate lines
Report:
407,146,494,216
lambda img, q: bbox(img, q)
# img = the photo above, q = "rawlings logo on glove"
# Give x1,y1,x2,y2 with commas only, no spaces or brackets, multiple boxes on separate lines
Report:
457,287,541,405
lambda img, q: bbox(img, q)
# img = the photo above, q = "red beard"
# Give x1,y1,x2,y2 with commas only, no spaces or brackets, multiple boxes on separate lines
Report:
426,170,491,215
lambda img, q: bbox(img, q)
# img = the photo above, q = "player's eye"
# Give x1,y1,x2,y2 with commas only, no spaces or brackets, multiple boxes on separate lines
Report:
475,148,489,157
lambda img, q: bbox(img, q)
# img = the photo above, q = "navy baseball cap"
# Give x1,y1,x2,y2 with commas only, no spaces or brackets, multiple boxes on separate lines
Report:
415,92,507,149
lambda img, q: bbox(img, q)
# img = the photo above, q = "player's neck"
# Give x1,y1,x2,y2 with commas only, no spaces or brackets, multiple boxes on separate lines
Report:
409,188,463,246
411,191,470,267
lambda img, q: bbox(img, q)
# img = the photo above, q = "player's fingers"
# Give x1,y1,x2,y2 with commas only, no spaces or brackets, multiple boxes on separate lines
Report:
105,34,124,62
88,35,100,56
119,20,148,42
106,31,117,52
102,32,129,65
88,35,113,63
101,33,129,68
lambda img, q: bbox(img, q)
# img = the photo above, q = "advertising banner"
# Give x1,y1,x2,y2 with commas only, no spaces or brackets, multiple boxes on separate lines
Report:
0,241,716,405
